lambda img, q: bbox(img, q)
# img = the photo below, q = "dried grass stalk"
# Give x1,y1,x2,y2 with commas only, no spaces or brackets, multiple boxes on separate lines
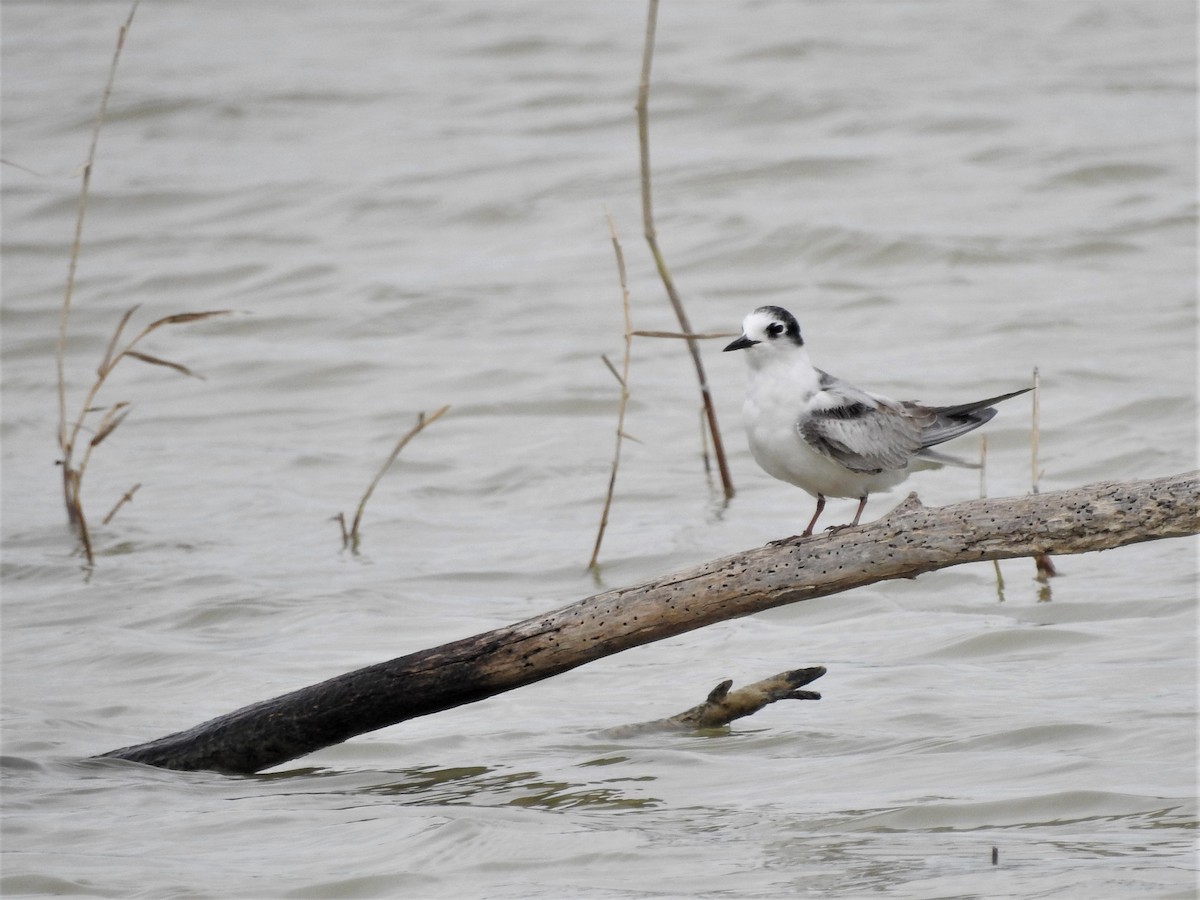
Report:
102,483,141,525
57,2,141,454
59,307,230,564
342,406,451,551
636,0,735,501
979,436,1006,600
50,0,235,565
589,217,634,571
1029,367,1057,583
630,330,736,340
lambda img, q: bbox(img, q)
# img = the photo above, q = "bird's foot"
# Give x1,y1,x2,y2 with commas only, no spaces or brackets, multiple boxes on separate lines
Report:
767,534,809,547
823,523,857,535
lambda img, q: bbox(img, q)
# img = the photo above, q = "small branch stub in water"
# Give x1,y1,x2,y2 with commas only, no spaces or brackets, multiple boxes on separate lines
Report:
340,405,450,551
603,666,826,737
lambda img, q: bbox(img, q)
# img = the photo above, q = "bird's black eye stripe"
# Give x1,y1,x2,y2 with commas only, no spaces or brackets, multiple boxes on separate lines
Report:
767,323,785,337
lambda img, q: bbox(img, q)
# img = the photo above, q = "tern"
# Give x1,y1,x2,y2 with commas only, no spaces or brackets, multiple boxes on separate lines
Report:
724,305,1030,536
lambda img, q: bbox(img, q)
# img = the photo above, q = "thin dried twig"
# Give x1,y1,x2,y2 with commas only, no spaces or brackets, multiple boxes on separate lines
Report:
698,405,712,476
102,483,141,525
343,406,451,551
54,3,141,565
60,307,230,564
979,436,1005,600
1029,367,1057,583
1031,367,1043,495
589,217,634,571
51,2,235,565
636,0,734,501
630,330,737,340
63,308,231,470
57,1,141,456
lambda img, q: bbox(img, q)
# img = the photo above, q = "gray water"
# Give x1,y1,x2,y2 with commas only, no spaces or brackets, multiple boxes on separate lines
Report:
2,1,1196,897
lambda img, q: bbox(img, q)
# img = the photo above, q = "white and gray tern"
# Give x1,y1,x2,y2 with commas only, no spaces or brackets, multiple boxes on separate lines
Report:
724,306,1030,536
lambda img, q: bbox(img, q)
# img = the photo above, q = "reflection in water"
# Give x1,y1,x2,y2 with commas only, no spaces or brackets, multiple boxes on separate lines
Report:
256,762,661,810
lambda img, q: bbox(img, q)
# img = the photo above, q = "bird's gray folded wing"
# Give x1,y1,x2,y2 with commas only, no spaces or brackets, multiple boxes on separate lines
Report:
799,397,924,473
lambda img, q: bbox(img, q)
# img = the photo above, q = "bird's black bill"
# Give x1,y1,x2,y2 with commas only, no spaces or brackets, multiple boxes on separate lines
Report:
724,335,758,352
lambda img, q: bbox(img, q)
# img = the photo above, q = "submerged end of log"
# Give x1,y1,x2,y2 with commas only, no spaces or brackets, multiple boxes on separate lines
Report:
602,666,827,737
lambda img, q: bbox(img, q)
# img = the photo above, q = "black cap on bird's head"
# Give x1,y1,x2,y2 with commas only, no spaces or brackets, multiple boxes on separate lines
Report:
724,306,804,352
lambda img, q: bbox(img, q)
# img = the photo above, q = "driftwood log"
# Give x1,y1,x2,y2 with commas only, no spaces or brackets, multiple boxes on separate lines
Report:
98,472,1198,774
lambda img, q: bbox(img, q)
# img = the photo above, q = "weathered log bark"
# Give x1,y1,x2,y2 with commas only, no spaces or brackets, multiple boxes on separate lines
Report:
98,472,1198,774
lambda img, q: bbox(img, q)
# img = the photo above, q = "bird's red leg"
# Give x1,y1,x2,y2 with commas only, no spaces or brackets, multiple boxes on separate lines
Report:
849,495,868,527
801,494,826,537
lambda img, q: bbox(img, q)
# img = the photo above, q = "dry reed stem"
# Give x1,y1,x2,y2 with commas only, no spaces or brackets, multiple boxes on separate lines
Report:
63,310,230,468
60,307,230,564
102,483,141,525
1029,367,1057,582
589,216,634,571
50,2,236,565
54,1,140,564
698,405,712,476
636,0,735,501
1031,367,1043,494
57,1,140,456
979,436,1006,599
630,330,736,340
343,405,451,551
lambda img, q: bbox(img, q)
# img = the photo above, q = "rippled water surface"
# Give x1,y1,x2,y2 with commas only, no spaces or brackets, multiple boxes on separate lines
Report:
2,1,1196,897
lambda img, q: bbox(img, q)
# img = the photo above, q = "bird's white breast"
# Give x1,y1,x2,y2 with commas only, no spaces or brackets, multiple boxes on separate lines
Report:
741,352,910,499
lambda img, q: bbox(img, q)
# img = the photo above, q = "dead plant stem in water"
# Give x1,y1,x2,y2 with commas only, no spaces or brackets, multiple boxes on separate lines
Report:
630,330,735,341
53,2,231,565
589,217,635,571
979,436,1006,600
57,1,140,452
636,0,735,501
102,483,142,525
1029,367,1057,584
340,406,451,552
60,308,231,563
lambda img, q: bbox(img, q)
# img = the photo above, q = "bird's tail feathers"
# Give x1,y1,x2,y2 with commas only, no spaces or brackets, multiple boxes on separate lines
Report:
919,386,1032,449
934,387,1032,418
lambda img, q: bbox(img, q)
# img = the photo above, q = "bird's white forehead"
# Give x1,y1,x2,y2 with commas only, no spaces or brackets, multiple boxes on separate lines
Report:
742,305,800,339
742,309,780,335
